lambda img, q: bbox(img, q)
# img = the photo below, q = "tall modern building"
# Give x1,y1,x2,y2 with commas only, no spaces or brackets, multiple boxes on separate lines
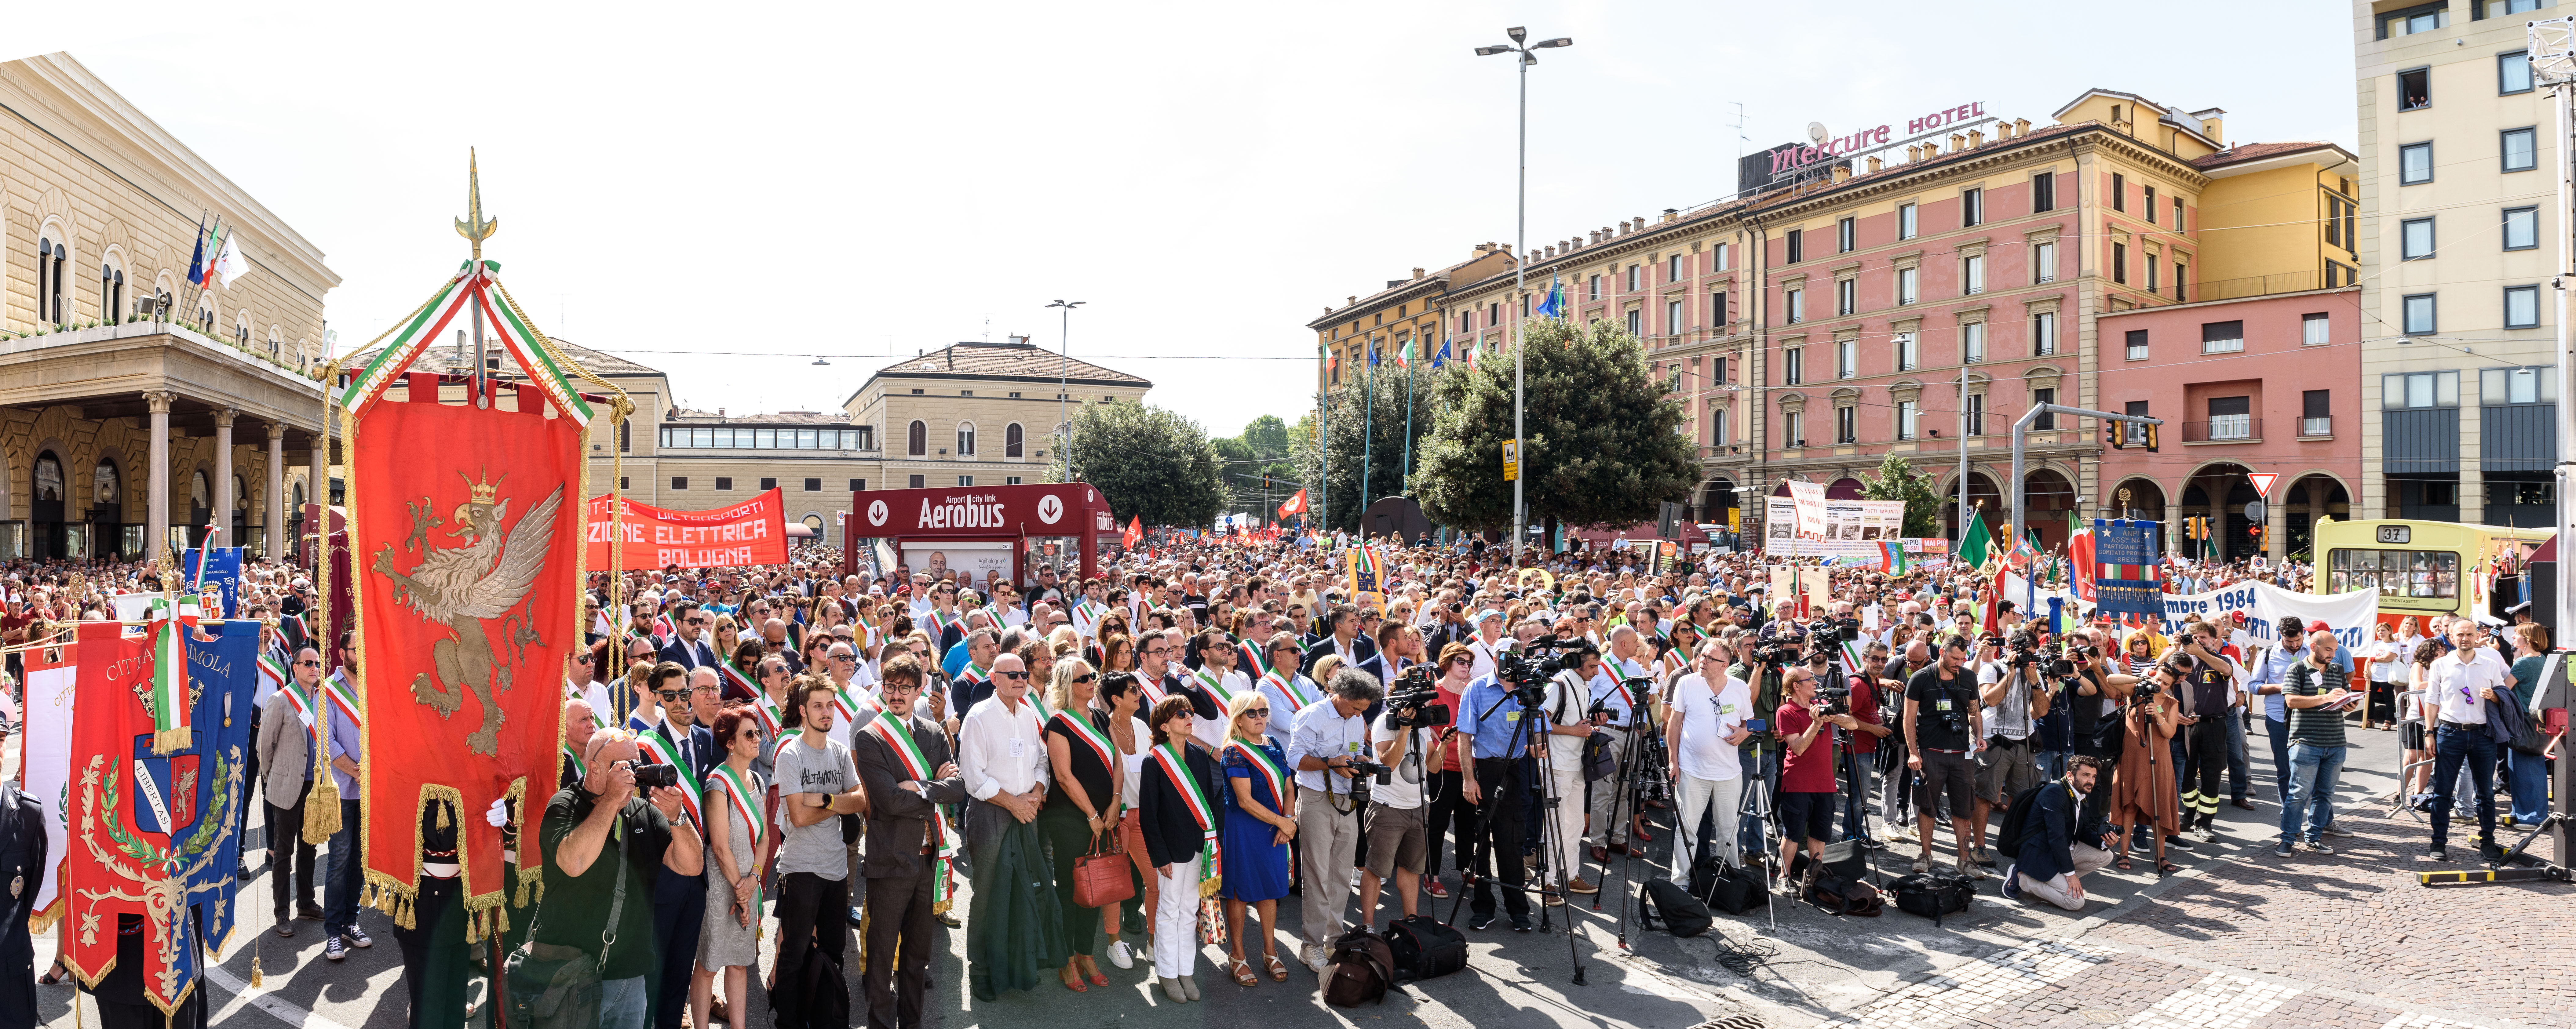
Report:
2355,0,2560,526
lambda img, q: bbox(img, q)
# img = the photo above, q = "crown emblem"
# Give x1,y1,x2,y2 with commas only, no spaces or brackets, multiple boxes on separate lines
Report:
458,467,508,505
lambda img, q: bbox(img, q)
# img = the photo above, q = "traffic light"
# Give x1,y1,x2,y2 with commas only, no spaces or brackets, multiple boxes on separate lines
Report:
2106,422,2126,449
2142,423,2160,452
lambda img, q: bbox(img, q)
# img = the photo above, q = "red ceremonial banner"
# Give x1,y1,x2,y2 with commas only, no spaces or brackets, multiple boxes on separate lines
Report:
353,376,580,915
585,488,789,569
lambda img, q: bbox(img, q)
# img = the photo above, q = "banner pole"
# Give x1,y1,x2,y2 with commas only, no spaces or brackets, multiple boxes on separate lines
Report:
305,362,343,845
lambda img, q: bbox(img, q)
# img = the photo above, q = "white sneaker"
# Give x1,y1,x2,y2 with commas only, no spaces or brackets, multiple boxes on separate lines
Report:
1303,943,1332,974
1107,940,1135,970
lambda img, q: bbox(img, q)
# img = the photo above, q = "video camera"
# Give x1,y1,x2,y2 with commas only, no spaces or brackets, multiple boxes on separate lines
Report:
1385,664,1451,729
1812,679,1852,717
1807,614,1862,648
1494,636,1587,707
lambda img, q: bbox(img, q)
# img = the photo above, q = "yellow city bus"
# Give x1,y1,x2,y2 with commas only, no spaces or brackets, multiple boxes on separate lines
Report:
2311,518,2553,625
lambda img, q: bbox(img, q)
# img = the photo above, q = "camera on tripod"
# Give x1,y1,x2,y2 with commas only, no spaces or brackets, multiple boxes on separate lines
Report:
1495,636,1584,706
1812,679,1852,717
1807,614,1861,647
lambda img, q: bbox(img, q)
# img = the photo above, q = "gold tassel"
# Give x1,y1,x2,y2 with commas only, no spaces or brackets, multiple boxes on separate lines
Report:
494,903,509,935
302,780,341,845
153,727,192,754
513,873,529,910
250,955,264,989
436,803,450,831
464,909,481,946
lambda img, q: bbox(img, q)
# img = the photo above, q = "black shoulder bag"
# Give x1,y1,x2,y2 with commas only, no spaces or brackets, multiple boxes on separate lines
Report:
508,806,627,1029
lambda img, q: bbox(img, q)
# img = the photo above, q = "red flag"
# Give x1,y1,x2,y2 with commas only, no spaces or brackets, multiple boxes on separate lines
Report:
1278,489,1308,517
1120,516,1142,550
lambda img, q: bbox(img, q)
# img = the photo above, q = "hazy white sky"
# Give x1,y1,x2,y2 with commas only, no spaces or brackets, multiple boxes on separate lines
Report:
20,0,2355,439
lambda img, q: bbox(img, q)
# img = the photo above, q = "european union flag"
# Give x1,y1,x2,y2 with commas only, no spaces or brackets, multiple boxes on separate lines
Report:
1368,345,1380,367
1433,337,1451,368
1534,275,1563,319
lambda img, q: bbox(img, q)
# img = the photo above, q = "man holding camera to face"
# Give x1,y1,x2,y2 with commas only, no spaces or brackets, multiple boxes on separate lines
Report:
1540,642,1614,901
1288,668,1383,972
529,727,705,1029
1973,632,2052,869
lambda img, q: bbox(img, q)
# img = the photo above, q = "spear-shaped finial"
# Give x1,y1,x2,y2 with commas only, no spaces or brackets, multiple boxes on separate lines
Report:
454,147,498,264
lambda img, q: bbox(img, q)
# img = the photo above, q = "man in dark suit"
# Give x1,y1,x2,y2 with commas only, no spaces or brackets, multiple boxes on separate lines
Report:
851,655,963,1029
1301,603,1376,678
2003,755,2115,911
656,600,721,672
0,775,46,1028
639,664,719,1029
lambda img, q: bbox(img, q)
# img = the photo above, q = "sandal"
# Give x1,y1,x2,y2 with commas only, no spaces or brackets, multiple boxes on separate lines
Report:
1078,956,1107,987
2111,856,2134,872
1264,954,1290,982
2156,861,2181,877
1060,968,1089,993
37,961,64,987
1230,959,1259,987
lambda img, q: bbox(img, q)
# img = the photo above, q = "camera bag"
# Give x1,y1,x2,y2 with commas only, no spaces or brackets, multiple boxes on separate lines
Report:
1691,855,1768,915
1805,872,1883,917
1640,878,1715,937
1889,868,1978,927
1323,927,1396,1007
1384,915,1469,982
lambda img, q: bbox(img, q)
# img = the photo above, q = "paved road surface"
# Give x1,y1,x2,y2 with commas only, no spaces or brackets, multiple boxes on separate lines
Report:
29,718,2570,1028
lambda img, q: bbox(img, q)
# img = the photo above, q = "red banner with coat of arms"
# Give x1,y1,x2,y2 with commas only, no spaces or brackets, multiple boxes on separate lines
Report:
352,371,583,927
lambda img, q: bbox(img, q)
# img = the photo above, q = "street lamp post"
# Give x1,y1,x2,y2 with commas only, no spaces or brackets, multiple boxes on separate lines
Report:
1048,299,1084,482
1478,27,1571,566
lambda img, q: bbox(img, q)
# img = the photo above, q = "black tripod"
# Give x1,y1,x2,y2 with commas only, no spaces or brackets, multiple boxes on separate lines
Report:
1443,684,1587,984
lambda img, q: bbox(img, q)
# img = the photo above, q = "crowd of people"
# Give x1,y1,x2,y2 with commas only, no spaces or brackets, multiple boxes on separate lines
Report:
0,528,2559,1028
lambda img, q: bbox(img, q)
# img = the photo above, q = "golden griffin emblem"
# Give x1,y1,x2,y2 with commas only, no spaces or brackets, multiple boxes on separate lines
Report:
371,467,562,755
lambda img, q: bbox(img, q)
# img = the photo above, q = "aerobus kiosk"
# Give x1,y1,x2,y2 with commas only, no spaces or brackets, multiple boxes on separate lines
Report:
841,482,1115,589
2310,517,2552,627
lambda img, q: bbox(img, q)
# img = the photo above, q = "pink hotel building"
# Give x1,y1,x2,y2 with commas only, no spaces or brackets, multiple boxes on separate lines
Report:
1416,89,2359,555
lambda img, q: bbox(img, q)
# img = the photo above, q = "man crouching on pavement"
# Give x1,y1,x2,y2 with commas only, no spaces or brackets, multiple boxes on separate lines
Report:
2002,754,2114,911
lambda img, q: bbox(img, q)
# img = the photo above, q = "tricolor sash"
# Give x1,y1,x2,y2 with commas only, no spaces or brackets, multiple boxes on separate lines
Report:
719,661,757,697
1262,670,1315,711
1152,742,1220,886
708,762,764,848
832,683,879,723
1237,639,1270,679
144,595,201,753
926,608,962,642
1139,672,1174,708
323,670,362,727
1050,709,1114,772
1191,667,1236,706
862,715,962,903
275,667,316,728
1222,738,1288,809
561,745,585,783
636,729,702,829
750,693,787,739
861,713,934,781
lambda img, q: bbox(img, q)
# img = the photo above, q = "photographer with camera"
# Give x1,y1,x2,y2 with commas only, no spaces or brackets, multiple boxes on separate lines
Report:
1538,642,1614,900
527,727,704,1027
1972,631,2052,869
1778,657,1862,895
1359,662,1447,925
1836,642,1895,848
2110,663,2185,876
1456,657,1540,932
1903,636,1985,877
2168,622,2241,841
1287,668,1385,972
1583,627,1652,866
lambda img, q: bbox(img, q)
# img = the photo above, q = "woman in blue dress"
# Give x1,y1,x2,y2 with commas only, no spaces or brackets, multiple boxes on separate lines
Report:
1217,691,1296,987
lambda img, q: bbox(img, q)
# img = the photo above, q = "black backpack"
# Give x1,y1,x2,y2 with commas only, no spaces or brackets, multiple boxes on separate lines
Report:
1639,879,1715,937
1889,868,1978,927
1990,782,2062,864
1690,855,1769,915
1384,916,1468,982
772,944,847,1029
1805,872,1883,917
1323,928,1395,1007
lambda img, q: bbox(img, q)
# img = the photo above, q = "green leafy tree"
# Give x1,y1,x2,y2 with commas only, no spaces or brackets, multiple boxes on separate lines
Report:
1211,414,1301,521
1412,318,1697,535
1860,451,1945,538
1057,401,1226,527
1295,362,1431,531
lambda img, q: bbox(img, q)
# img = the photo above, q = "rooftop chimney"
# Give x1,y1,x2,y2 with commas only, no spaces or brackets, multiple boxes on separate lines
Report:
1662,208,1679,223
1907,144,1923,162
1949,133,1966,152
1412,267,1425,278
2015,117,2031,137
1867,156,1885,173
1617,220,1631,235
1967,129,1984,147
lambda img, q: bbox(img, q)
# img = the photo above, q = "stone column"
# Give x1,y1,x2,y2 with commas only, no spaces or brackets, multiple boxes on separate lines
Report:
2166,481,2188,559
308,411,327,572
212,409,235,550
267,421,286,559
145,391,174,565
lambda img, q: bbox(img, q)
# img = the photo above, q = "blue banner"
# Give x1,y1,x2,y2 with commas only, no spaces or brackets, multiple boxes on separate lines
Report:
184,619,259,955
181,546,243,616
2091,519,2164,618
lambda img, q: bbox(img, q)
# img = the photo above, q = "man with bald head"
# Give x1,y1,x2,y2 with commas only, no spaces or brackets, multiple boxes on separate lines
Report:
1882,641,1936,841
560,698,598,789
957,652,1050,1001
531,727,702,1028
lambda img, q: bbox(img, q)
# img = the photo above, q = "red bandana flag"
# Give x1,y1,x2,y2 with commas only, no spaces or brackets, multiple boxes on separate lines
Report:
353,369,582,925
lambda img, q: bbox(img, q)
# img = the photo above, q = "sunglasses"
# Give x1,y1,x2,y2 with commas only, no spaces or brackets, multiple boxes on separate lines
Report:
655,689,688,700
995,670,1031,680
1074,673,1098,683
1244,709,1271,718
294,659,322,668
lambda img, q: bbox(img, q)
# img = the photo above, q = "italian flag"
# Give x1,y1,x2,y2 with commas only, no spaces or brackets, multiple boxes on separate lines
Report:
145,596,203,754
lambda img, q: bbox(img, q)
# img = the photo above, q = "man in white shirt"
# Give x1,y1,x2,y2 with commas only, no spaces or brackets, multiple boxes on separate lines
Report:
1286,669,1381,972
956,652,1050,999
1465,610,1508,682
1539,642,1611,899
2424,621,2512,861
1358,703,1438,925
1665,641,1753,879
1583,627,1647,868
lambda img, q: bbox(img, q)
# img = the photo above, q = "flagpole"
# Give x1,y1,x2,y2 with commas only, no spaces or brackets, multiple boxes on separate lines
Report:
1402,348,1414,493
1362,347,1374,524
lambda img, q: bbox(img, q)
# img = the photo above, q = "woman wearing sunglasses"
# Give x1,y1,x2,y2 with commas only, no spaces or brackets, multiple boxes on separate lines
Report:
1217,692,1295,987
1039,659,1118,992
1094,671,1153,971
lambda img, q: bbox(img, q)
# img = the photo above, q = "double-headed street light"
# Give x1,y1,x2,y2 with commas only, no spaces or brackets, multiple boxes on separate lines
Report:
1476,27,1569,565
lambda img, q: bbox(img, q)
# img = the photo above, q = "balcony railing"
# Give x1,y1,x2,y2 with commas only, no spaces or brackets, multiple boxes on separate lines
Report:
2182,417,2260,442
2300,415,2332,438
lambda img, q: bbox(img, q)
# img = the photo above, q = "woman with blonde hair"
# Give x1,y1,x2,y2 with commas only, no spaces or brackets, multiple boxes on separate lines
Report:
1215,690,1295,986
1039,658,1119,991
712,614,743,666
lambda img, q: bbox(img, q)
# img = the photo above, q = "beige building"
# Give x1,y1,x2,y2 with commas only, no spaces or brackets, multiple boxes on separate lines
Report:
0,52,339,561
2354,1,2559,526
551,337,1150,535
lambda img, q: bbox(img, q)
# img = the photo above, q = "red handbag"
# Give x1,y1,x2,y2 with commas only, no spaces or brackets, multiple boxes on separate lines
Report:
1072,830,1136,910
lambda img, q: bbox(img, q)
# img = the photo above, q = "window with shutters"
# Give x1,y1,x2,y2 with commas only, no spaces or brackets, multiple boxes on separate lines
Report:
2126,329,2149,361
1897,203,1917,240
1782,347,1804,385
2112,242,2127,284
671,477,688,490
2301,390,2333,437
2032,172,2055,213
1961,188,1983,227
805,478,822,492
713,477,732,491
2200,320,2245,354
908,421,927,456
850,479,865,491
1836,278,1855,316
761,477,778,490
2034,388,2057,428
1785,229,1804,264
2031,311,2057,356
1712,291,1729,327
1006,423,1024,458
2034,242,2056,283
1836,405,1856,443
2112,173,2126,211
1837,217,1856,253
909,475,925,489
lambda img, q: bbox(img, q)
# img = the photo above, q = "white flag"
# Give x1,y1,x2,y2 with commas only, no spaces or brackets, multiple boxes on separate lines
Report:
213,232,246,288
